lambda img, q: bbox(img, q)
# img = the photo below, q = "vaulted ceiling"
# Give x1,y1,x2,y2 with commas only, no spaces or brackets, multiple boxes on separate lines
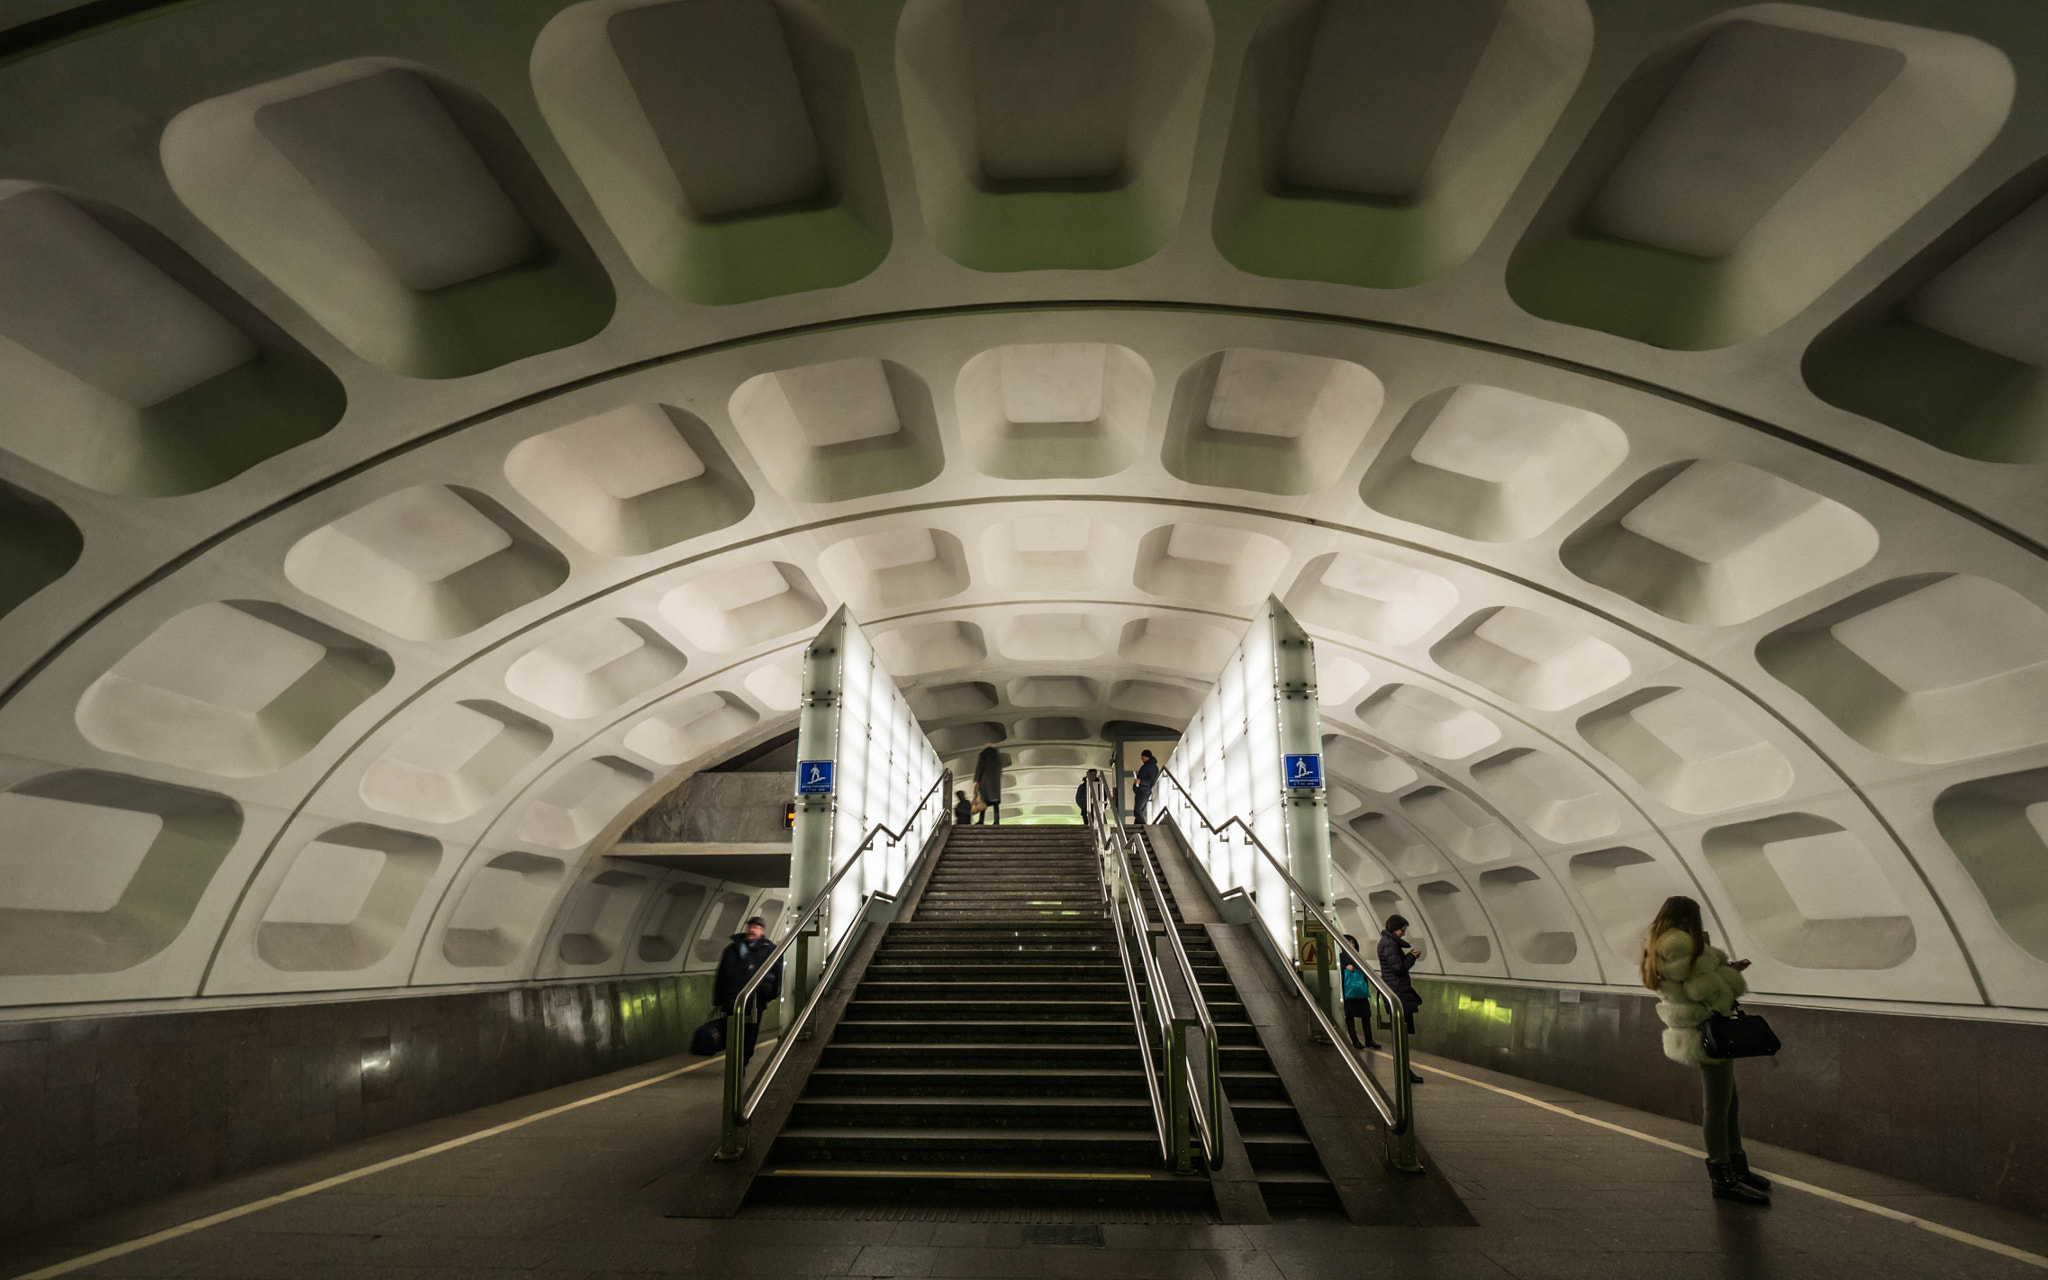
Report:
1,0,2045,1017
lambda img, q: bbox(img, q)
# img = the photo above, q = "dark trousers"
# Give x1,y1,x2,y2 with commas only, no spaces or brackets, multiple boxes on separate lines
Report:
1343,995,1379,1046
723,1006,763,1064
1701,1059,1744,1163
1132,786,1152,824
976,802,1000,824
1382,986,1417,1037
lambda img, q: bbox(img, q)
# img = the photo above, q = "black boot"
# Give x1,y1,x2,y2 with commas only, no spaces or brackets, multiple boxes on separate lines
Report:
1363,1037,1383,1050
1732,1153,1772,1193
1408,1071,1425,1084
1707,1160,1770,1205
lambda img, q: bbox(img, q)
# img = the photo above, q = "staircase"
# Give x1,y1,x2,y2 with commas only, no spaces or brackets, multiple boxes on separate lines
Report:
1126,829,1344,1216
749,824,1207,1209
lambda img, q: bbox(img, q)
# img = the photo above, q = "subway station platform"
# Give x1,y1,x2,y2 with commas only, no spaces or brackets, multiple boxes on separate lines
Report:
5,1045,2042,1280
5,0,2048,1273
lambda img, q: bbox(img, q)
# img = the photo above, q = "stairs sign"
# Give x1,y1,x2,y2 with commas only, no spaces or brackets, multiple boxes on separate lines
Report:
796,760,834,795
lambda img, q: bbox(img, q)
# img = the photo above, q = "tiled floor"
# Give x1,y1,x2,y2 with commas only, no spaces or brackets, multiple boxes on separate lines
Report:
2,1047,2043,1280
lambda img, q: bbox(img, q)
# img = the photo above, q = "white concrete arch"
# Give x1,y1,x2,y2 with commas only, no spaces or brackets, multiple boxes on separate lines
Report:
0,0,2043,1027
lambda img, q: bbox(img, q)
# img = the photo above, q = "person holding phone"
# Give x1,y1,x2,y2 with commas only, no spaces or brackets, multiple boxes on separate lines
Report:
1132,750,1159,824
1643,895,1767,1205
1377,915,1425,1085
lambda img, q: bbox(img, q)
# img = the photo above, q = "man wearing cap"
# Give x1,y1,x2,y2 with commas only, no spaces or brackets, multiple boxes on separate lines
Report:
712,915,783,1064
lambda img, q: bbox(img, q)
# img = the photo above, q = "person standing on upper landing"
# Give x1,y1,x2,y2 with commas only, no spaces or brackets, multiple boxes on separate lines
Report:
973,743,1002,825
712,915,783,1065
1643,895,1769,1205
1075,768,1103,825
1132,750,1159,825
1377,915,1425,1085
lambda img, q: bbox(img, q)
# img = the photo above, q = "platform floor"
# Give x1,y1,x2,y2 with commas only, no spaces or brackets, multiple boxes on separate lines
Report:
3,1044,2044,1280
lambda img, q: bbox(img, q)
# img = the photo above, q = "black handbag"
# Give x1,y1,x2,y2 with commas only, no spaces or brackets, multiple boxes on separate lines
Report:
689,1016,726,1056
1700,1007,1781,1059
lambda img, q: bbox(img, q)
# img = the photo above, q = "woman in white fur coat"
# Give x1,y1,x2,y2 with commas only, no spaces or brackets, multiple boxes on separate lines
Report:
1642,895,1770,1205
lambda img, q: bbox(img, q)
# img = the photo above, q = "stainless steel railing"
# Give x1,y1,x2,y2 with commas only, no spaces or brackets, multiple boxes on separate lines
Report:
714,768,950,1161
1100,855,1171,1164
1086,776,1219,1173
1154,766,1421,1173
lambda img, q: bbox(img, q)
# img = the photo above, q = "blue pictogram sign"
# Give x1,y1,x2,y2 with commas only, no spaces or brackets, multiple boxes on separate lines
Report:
796,760,835,796
1282,753,1323,790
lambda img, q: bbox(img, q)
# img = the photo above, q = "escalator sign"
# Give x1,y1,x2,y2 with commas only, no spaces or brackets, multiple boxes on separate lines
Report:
797,760,835,795
1283,754,1323,790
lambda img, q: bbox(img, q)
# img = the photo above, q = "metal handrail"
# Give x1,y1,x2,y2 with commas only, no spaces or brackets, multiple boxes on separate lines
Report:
1128,826,1224,1171
715,768,950,1160
740,887,890,1120
1231,893,1422,1173
1154,766,1421,1172
1088,778,1220,1172
1101,867,1170,1163
1093,801,1190,1166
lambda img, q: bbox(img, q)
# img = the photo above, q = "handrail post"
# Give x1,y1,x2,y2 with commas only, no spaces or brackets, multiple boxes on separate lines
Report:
791,927,814,1038
1387,1002,1421,1172
714,1002,749,1160
1168,1018,1193,1175
1205,1024,1221,1162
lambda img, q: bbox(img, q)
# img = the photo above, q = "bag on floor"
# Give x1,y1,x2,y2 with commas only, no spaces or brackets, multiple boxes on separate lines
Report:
1700,1008,1780,1060
690,1015,726,1056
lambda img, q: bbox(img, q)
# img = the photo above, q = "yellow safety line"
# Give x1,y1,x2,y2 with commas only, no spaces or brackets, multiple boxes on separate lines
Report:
1415,1061,2048,1271
9,1053,727,1280
767,1169,1156,1180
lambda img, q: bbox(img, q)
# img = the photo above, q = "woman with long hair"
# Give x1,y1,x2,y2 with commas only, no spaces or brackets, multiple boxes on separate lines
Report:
1643,895,1768,1205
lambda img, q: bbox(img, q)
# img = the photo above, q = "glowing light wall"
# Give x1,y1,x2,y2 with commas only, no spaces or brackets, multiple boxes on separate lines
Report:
1162,597,1333,946
791,607,944,950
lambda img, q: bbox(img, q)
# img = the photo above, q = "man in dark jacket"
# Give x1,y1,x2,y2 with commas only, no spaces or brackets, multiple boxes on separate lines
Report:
973,743,1003,825
1132,750,1160,825
1378,915,1425,1085
1075,769,1103,825
712,916,783,1064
